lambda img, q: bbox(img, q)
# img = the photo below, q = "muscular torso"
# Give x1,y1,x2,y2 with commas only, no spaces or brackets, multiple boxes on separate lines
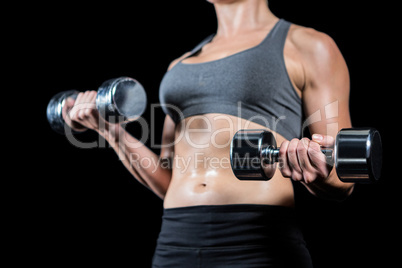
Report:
164,115,295,208
163,23,305,208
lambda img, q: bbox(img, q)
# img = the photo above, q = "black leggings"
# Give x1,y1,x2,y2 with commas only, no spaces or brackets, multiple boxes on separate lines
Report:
152,204,313,268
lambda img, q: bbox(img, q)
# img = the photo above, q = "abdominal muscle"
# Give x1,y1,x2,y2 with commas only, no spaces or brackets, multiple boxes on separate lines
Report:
163,113,295,209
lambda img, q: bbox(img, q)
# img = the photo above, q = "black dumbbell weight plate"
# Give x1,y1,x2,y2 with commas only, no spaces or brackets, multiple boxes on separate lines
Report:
230,129,277,180
335,128,382,183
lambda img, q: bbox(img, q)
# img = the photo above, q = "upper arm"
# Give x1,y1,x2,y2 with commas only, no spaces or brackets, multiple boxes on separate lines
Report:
294,27,352,138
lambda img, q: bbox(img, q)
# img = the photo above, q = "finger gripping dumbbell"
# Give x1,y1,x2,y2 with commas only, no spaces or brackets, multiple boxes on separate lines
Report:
230,128,382,183
46,77,147,134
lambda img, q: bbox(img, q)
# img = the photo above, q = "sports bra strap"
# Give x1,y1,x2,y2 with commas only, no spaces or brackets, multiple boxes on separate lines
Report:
186,34,215,58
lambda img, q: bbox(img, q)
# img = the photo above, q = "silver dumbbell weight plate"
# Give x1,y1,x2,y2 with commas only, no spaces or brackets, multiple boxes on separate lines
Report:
46,90,80,134
96,77,147,123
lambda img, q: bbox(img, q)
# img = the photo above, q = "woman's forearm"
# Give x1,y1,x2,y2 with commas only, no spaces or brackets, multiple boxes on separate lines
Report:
302,169,354,202
98,124,172,199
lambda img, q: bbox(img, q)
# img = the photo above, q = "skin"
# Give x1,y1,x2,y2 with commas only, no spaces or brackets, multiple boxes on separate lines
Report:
64,0,354,208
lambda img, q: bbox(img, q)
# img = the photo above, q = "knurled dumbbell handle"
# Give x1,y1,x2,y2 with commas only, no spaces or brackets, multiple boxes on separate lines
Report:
261,147,334,164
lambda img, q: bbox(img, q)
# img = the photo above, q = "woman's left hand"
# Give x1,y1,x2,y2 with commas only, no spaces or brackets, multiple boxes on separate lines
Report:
278,134,335,184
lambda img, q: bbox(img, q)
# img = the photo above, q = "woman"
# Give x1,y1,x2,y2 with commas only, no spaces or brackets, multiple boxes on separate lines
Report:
65,0,354,267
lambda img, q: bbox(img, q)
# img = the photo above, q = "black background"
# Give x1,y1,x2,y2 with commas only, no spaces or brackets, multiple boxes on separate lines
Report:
9,0,399,267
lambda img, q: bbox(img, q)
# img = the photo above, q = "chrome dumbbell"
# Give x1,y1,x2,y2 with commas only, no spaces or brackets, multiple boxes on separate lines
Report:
230,128,382,183
46,77,147,134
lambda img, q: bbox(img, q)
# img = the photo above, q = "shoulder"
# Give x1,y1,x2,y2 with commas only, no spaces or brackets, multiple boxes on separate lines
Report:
286,23,349,89
287,23,341,64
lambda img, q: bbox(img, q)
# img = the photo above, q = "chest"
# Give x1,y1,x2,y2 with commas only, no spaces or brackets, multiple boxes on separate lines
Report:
161,49,285,107
181,34,304,96
182,32,271,65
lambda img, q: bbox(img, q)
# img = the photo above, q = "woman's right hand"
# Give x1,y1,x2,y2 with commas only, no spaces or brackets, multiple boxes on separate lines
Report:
62,90,100,132
62,90,122,140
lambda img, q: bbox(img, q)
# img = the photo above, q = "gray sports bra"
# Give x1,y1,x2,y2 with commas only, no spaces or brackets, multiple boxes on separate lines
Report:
159,19,302,140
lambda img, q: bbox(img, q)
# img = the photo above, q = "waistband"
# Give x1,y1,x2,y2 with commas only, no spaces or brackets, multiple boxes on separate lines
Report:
157,204,304,248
